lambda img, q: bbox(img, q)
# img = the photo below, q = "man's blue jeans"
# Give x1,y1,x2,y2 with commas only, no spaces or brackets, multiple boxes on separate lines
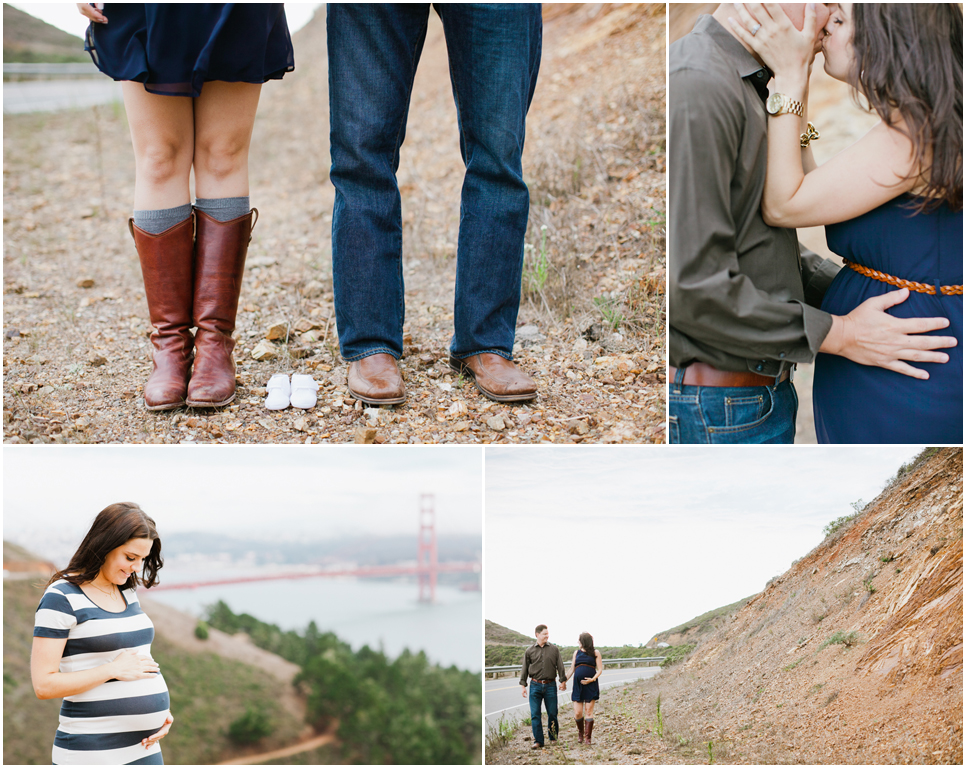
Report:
327,4,542,362
669,377,798,444
528,681,558,745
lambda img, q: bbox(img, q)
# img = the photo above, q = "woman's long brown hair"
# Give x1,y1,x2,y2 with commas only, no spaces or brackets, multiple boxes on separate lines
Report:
48,502,163,590
578,632,596,657
850,4,963,212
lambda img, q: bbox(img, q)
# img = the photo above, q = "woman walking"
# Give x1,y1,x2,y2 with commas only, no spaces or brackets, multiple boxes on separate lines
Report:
566,632,603,745
32,502,171,764
78,4,294,409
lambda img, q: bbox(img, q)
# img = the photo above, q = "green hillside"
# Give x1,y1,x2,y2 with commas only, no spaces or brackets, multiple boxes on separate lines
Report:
485,619,534,646
3,4,88,63
4,577,302,765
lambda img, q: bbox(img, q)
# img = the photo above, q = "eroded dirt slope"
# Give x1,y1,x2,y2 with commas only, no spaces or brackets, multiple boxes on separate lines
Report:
656,448,963,764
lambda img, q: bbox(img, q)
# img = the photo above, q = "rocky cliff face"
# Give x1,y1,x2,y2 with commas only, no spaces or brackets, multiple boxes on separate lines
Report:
656,449,962,764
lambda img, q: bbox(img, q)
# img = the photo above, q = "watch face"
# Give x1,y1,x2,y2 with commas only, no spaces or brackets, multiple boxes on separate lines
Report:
766,92,782,114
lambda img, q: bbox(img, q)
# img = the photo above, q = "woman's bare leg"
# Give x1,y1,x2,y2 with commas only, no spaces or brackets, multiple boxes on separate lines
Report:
584,700,596,719
121,82,194,210
192,81,262,198
573,701,584,719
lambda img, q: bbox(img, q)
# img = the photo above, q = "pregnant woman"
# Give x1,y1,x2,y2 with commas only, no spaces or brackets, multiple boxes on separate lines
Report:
730,3,963,443
566,632,603,745
77,3,294,409
32,503,171,765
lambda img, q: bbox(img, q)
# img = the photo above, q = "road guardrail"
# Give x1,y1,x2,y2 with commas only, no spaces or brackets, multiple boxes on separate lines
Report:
485,657,666,679
4,63,101,79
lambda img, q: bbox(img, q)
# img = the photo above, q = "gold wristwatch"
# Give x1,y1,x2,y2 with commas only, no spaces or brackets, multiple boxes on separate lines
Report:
765,92,804,118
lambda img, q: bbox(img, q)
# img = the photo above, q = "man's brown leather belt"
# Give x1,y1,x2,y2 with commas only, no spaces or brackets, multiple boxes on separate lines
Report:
530,678,554,684
670,362,789,387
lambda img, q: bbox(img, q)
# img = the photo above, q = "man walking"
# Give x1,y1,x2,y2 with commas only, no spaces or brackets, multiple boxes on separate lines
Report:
327,4,542,405
519,624,567,749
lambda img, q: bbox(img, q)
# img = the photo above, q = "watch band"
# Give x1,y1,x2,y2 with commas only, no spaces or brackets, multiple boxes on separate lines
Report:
766,92,804,118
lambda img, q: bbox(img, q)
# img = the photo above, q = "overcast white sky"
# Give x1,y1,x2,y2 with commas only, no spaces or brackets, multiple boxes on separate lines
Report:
3,446,483,550
10,3,322,39
485,445,926,647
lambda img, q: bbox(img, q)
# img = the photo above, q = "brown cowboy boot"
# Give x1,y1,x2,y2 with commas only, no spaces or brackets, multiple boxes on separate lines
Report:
585,717,594,745
129,216,195,410
575,716,585,744
186,208,256,407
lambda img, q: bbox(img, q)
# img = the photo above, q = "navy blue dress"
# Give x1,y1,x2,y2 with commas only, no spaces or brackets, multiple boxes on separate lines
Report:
571,650,600,702
813,194,963,444
84,4,294,97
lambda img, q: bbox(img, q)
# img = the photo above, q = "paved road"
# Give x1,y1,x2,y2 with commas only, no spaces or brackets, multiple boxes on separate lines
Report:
485,666,662,732
4,79,122,114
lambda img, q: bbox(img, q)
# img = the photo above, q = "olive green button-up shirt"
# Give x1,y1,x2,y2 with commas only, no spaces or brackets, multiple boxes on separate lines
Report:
669,15,839,376
519,642,567,686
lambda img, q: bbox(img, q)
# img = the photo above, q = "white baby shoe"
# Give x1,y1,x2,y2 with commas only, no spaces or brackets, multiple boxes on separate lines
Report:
290,374,319,409
265,374,291,410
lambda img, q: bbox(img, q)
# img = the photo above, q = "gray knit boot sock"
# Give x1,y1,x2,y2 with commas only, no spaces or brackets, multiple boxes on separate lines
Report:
194,196,250,222
133,204,192,234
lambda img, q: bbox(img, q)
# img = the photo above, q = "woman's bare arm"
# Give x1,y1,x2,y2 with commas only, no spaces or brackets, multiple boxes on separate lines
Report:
31,637,159,700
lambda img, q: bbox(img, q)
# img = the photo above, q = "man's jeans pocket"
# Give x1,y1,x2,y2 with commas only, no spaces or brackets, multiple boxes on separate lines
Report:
669,381,796,444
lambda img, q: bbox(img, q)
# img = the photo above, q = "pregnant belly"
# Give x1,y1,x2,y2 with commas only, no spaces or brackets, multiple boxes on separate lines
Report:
61,673,170,730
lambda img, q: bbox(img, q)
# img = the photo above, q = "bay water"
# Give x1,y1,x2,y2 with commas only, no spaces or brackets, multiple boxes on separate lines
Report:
146,567,482,672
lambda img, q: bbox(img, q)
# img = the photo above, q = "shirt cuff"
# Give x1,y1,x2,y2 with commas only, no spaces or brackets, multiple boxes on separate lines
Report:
803,258,840,308
802,302,834,357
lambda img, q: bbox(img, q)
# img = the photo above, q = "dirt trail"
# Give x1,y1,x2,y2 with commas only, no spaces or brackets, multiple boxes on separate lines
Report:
217,728,337,766
3,6,665,444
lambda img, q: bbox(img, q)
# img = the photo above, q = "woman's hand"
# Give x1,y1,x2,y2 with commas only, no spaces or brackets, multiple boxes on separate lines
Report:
580,678,592,685
141,713,174,750
109,649,160,681
76,3,107,24
728,3,818,84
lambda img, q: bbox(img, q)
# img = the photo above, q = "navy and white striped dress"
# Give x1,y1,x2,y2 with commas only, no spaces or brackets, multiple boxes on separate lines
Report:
34,580,170,765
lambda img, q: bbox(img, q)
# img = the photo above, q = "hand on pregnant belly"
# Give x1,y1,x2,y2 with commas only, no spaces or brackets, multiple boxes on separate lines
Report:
141,712,174,750
110,648,160,681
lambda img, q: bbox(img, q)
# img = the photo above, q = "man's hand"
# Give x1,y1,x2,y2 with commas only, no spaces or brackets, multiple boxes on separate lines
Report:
821,289,956,379
522,686,527,698
559,682,566,692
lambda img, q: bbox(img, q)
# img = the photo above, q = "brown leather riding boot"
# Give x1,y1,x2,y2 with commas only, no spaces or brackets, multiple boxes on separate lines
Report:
576,716,585,744
129,216,195,410
585,718,594,745
186,208,255,407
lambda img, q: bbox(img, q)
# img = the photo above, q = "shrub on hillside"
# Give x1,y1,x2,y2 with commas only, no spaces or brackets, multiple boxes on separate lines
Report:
228,705,273,744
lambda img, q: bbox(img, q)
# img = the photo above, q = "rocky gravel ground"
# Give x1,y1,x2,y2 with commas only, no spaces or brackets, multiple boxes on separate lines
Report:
3,6,666,444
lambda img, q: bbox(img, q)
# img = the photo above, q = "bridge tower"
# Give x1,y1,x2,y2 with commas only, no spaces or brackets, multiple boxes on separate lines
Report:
417,493,437,603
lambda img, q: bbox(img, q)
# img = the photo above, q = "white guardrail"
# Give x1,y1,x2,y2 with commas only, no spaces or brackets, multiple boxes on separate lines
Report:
485,657,666,679
4,63,100,78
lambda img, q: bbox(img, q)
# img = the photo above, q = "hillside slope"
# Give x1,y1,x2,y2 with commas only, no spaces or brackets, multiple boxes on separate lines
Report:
647,596,754,648
648,448,963,764
3,573,306,765
3,4,88,63
485,620,535,646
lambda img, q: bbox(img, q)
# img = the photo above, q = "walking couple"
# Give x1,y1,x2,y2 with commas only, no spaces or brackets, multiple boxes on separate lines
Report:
520,625,603,749
669,3,962,443
79,3,542,411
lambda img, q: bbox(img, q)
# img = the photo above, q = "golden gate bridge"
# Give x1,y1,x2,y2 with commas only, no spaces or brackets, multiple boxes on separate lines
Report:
147,494,478,603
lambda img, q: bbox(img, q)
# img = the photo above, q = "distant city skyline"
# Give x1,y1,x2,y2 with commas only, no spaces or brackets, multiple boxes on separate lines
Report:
486,445,925,646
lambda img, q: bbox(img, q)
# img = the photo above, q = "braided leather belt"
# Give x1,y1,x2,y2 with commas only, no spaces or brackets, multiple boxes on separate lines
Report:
844,260,963,296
